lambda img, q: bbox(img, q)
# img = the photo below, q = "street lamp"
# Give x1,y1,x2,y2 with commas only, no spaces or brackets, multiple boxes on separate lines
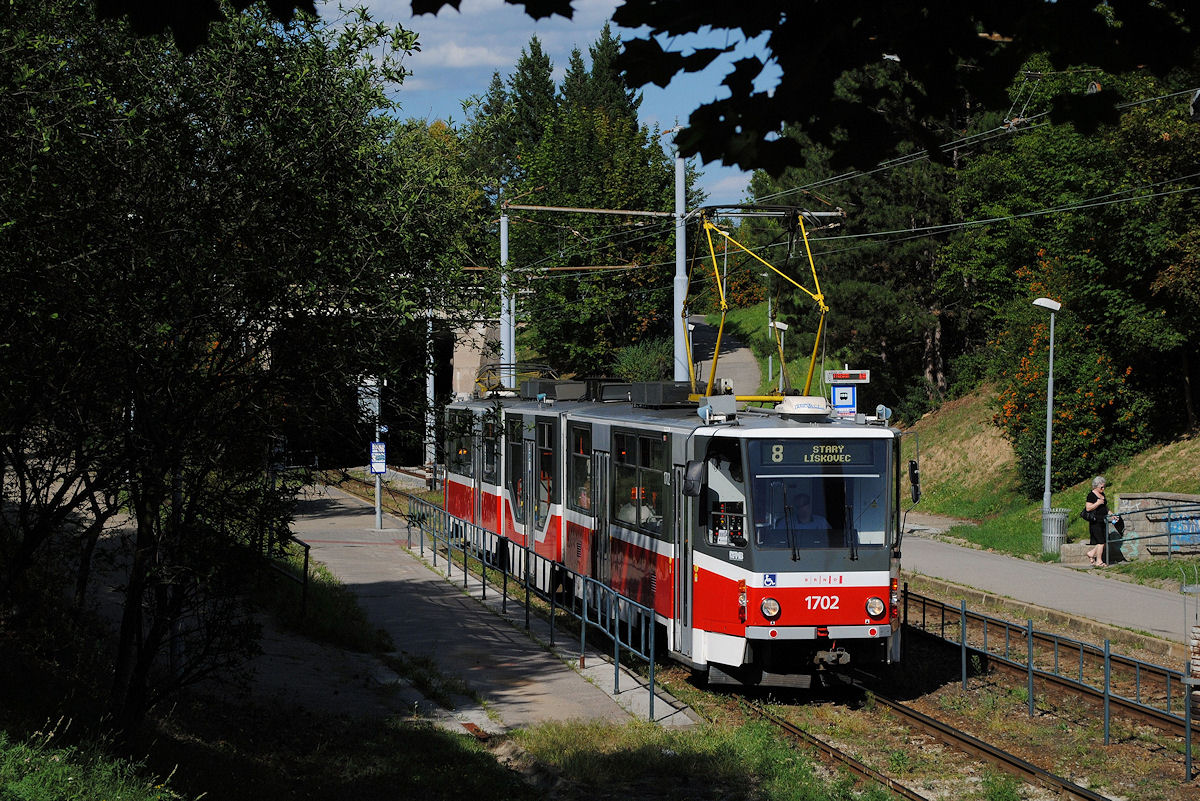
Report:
1032,297,1061,515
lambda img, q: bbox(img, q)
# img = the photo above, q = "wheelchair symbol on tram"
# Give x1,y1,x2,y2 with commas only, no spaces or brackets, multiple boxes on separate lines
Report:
764,573,777,587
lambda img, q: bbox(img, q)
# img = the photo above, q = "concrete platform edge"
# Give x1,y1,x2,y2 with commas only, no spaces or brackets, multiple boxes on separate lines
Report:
903,571,1188,666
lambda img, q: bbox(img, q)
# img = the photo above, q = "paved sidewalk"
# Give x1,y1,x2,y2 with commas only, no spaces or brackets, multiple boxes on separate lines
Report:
291,484,700,736
902,516,1195,661
689,314,761,395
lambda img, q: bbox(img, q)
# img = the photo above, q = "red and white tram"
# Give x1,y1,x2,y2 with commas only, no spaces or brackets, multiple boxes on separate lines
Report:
443,381,918,687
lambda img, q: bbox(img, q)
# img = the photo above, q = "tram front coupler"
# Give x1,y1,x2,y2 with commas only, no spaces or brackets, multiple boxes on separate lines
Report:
814,648,850,667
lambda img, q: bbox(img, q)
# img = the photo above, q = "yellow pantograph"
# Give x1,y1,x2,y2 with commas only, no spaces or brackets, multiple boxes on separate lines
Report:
686,209,829,401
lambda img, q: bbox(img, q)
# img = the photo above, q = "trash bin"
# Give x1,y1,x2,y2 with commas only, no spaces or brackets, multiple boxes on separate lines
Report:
1041,508,1069,554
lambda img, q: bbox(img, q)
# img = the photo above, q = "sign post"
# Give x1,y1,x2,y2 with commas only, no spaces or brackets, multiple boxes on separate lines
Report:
361,377,384,530
370,440,386,529
824,369,870,419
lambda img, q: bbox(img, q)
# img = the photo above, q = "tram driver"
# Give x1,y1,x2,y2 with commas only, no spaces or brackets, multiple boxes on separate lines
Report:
759,491,832,547
617,486,658,530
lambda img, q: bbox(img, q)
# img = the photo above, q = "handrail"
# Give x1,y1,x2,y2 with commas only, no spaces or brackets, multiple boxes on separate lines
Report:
400,493,661,721
904,589,1188,730
265,535,311,618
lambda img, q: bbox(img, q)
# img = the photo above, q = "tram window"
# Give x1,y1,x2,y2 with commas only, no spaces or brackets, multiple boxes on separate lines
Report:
535,420,555,526
641,436,666,522
481,421,499,485
506,416,524,524
747,439,889,550
704,438,747,548
613,430,669,535
567,424,592,512
447,411,474,478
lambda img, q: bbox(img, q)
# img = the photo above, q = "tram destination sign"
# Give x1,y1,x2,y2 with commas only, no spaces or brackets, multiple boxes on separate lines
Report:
824,369,870,384
755,440,877,467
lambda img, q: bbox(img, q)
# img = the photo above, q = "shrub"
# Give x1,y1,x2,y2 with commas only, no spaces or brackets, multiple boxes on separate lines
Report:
993,312,1153,498
612,337,673,382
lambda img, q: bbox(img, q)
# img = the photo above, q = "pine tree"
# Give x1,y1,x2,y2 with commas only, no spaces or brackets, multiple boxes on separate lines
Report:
588,22,640,120
463,71,515,201
508,35,555,167
559,47,591,109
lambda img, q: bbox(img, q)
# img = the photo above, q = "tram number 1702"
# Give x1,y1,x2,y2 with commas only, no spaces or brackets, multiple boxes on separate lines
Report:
805,595,841,610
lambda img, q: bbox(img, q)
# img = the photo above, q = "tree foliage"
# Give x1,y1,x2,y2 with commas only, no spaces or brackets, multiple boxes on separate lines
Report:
2,0,481,734
462,29,689,377
611,1,1200,177
740,49,1200,492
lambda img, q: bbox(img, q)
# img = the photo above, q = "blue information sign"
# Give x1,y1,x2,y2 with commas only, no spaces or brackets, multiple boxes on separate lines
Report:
369,441,386,474
831,385,857,417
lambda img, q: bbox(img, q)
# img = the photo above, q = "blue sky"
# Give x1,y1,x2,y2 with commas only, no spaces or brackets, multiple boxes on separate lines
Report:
324,0,779,202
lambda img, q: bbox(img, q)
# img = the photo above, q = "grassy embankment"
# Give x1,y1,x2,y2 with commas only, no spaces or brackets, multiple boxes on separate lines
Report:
903,387,1200,585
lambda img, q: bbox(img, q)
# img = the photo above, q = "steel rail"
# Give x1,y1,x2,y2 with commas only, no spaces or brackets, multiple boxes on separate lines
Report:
867,692,1112,801
747,702,930,801
975,645,1198,737
905,591,1193,735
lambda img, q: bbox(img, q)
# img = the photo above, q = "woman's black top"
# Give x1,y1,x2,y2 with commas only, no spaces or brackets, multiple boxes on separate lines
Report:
1086,490,1107,545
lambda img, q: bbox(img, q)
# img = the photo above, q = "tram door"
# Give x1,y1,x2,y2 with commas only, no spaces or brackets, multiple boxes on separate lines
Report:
672,464,692,658
592,450,611,585
472,427,483,524
511,415,559,558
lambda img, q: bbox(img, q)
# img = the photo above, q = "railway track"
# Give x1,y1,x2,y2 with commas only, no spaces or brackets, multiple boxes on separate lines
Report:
861,692,1112,801
905,590,1196,737
975,642,1198,737
748,701,930,801
749,690,1112,801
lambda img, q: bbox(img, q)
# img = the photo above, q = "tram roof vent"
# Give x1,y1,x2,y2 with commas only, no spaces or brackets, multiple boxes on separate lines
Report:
631,381,693,408
774,395,834,420
519,379,587,401
596,381,632,402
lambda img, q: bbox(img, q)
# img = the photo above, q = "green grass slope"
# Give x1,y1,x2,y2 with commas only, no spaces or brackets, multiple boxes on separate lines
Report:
904,386,1200,564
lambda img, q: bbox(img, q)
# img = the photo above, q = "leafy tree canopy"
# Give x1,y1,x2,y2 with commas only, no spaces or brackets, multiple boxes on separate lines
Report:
7,0,483,734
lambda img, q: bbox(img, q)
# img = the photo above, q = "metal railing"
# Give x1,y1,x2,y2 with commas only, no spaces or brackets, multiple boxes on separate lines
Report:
905,589,1191,751
402,493,660,720
261,531,311,619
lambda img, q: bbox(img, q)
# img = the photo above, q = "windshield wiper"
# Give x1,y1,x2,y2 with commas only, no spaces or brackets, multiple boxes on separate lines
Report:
783,503,799,561
846,503,859,561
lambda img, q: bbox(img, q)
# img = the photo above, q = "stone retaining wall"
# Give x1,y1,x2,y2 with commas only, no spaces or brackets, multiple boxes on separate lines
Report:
1114,492,1200,559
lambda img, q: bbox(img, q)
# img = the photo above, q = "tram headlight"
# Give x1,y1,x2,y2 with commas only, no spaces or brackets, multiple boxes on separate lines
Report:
760,597,781,621
865,596,886,618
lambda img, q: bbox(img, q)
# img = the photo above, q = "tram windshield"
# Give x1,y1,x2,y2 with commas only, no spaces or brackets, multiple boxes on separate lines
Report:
747,438,890,552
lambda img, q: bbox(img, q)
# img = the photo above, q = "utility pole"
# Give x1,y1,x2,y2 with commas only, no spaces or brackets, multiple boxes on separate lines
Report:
500,211,513,389
374,413,382,529
425,302,436,469
673,135,688,382
762,272,772,381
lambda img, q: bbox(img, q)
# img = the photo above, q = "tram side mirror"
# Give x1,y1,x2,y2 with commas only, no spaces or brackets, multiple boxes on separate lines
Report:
682,460,704,497
908,460,921,503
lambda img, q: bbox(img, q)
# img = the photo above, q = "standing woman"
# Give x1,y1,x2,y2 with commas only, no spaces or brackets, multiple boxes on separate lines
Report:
1085,476,1109,566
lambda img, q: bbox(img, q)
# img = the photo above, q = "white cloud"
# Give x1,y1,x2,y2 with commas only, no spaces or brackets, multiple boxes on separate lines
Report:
419,39,511,68
702,171,752,205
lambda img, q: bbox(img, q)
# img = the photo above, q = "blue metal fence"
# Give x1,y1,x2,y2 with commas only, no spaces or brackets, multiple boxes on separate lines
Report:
401,493,659,720
905,588,1193,779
